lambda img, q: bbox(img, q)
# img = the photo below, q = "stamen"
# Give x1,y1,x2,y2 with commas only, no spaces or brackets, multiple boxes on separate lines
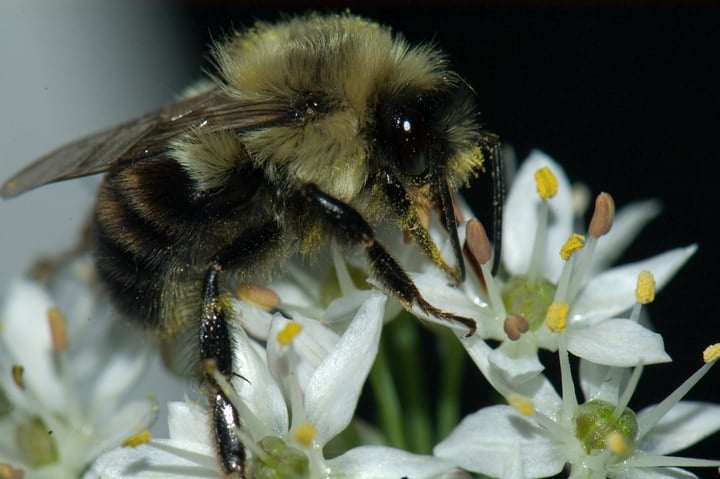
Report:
534,166,559,199
635,271,656,305
504,314,529,341
559,234,585,261
0,463,24,479
507,394,535,416
545,302,569,333
293,422,316,448
605,431,628,456
121,429,152,447
236,284,281,312
588,193,615,238
277,322,303,346
46,307,68,352
466,219,493,266
11,365,24,390
638,347,718,439
703,343,720,362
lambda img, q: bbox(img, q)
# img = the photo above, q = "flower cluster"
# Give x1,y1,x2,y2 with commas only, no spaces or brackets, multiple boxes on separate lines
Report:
1,151,718,479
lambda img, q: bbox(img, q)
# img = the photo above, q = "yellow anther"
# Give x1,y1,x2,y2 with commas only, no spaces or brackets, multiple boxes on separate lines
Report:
588,193,615,238
635,271,656,305
559,234,585,261
534,166,559,199
703,343,720,363
121,429,152,448
507,394,535,416
47,307,68,352
605,431,628,456
293,422,316,448
11,365,24,390
236,283,281,312
545,302,569,333
277,322,303,346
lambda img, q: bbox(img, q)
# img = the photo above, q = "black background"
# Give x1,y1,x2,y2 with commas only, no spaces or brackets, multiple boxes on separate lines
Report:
178,2,719,467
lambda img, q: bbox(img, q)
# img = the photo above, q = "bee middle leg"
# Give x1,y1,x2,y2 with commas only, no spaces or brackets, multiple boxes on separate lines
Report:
300,184,475,335
199,222,281,476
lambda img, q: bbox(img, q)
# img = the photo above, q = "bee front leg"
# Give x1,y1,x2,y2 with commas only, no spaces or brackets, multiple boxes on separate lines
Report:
200,222,281,477
300,184,475,335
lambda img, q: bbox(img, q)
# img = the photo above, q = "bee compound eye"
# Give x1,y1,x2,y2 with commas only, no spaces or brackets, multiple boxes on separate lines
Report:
385,106,430,177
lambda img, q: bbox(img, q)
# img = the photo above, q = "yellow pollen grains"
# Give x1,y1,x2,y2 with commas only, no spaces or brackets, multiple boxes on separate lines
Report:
507,394,535,416
277,322,303,346
293,422,316,448
545,302,569,333
635,271,656,305
703,343,720,363
534,166,559,199
121,429,152,448
559,234,585,261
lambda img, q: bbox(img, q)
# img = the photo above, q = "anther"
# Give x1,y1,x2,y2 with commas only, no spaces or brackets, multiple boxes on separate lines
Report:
0,463,24,479
465,219,493,266
545,302,569,333
507,394,535,416
534,166,559,199
121,430,152,448
559,234,585,261
504,313,530,341
293,422,316,448
588,192,615,238
11,365,24,390
236,283,281,312
703,343,720,363
635,271,656,305
277,322,303,346
46,307,68,352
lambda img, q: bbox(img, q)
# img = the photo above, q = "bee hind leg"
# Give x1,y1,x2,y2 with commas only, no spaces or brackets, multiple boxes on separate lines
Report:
300,184,476,335
199,222,281,476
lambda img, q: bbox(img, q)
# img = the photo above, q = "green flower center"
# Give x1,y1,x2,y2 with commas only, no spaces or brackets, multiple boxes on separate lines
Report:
15,416,59,467
575,400,638,458
248,436,310,479
501,275,556,330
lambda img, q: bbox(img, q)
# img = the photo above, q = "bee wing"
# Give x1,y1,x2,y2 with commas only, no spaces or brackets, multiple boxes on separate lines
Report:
1,89,292,198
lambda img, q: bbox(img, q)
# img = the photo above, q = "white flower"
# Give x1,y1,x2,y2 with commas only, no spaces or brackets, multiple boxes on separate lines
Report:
91,290,459,479
412,150,694,382
0,257,157,479
435,338,720,479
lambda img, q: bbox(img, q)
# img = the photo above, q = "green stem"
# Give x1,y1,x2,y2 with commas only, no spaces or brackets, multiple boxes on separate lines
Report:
369,338,406,449
436,328,466,440
389,315,433,454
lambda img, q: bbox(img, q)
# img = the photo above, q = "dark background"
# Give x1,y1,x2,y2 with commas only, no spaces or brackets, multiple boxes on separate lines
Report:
173,2,720,465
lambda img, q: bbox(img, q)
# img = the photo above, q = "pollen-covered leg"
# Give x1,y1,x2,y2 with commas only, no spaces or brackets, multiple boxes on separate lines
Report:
301,183,476,335
199,222,281,476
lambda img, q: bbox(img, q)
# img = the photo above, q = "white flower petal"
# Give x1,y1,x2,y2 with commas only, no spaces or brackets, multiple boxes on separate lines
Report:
233,326,289,436
572,245,697,323
502,150,573,282
0,280,65,409
87,397,159,460
567,319,670,366
167,401,212,444
610,465,700,479
578,358,628,403
328,445,457,479
638,401,720,455
489,340,546,383
434,405,565,479
90,439,218,478
305,291,386,445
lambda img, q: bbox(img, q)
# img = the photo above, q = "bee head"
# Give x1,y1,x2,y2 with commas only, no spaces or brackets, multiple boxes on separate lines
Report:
375,83,484,281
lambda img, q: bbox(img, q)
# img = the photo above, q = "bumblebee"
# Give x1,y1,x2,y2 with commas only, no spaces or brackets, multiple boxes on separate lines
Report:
2,13,503,476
